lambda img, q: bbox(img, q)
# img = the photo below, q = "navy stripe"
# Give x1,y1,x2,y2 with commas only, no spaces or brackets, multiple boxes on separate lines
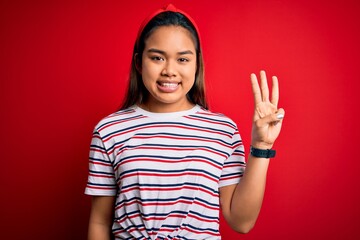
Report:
89,170,114,176
116,154,224,170
181,223,218,233
87,182,116,187
102,121,233,140
97,114,144,130
107,136,132,154
122,132,232,146
188,210,219,220
107,132,233,154
119,168,219,181
234,149,245,154
115,195,194,206
89,157,111,164
115,196,218,209
124,143,230,157
90,144,107,151
121,182,219,195
115,210,189,221
194,197,218,208
187,114,237,129
233,139,243,146
221,172,242,178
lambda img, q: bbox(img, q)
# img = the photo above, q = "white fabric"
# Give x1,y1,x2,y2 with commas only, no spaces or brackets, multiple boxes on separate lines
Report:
85,105,246,239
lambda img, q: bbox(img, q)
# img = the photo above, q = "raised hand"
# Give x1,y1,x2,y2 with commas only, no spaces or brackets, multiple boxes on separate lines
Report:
250,70,285,149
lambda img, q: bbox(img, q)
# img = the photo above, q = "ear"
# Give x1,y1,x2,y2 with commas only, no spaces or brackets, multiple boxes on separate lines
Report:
134,53,142,74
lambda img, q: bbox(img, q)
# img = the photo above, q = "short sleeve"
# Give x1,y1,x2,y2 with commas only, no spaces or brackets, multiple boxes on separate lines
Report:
219,129,246,188
84,129,117,196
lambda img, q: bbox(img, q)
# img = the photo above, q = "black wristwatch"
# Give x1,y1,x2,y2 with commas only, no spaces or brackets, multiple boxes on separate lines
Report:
250,146,276,158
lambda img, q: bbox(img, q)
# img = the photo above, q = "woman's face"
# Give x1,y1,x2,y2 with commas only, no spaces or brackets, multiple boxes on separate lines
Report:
140,25,197,112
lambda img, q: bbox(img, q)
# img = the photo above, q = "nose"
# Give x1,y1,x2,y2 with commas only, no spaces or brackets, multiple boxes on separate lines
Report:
161,60,177,77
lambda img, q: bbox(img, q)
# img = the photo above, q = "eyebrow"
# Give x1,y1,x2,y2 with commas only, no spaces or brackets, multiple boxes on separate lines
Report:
147,48,194,55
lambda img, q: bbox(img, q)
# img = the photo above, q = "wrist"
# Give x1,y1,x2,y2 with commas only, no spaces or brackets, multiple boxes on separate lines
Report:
250,145,276,158
250,141,273,149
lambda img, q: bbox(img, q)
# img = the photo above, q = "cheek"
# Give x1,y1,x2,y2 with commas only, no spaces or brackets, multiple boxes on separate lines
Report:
181,62,197,77
141,63,157,80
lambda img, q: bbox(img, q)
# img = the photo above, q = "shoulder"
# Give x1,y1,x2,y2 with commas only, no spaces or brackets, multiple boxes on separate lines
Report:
192,107,238,130
93,106,146,134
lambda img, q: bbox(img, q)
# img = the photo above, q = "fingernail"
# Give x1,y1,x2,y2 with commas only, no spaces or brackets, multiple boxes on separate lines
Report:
277,113,284,119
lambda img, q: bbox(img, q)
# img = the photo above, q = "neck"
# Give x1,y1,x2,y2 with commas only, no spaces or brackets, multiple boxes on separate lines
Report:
139,100,195,113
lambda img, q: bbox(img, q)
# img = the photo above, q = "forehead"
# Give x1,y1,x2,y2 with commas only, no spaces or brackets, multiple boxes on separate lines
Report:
144,25,196,51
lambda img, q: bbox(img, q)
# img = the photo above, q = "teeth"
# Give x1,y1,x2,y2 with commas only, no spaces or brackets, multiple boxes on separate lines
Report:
160,82,178,88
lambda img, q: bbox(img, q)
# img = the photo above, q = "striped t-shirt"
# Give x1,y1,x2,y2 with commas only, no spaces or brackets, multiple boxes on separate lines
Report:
85,105,246,239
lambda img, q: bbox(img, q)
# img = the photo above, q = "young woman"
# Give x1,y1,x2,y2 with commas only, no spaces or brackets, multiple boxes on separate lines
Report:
85,4,285,240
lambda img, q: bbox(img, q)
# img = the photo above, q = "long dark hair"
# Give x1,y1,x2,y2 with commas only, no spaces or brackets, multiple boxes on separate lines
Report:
120,11,208,110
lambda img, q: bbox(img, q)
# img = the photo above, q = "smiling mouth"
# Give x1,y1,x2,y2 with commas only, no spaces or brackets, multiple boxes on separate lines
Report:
157,81,180,92
158,82,179,88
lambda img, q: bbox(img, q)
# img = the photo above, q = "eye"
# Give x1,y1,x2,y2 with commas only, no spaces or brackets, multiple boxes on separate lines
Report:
178,58,189,63
150,56,164,61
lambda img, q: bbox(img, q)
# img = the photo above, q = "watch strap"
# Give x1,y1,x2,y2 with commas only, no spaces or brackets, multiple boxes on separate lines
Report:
250,146,276,158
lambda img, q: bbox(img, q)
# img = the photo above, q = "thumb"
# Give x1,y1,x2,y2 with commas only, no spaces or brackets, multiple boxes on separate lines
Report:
255,108,285,127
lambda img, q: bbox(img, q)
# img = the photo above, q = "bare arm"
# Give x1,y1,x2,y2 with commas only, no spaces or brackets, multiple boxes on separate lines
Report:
88,196,115,240
220,71,285,233
220,155,269,233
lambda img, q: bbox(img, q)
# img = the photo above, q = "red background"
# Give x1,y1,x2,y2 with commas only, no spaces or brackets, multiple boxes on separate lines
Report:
1,0,360,239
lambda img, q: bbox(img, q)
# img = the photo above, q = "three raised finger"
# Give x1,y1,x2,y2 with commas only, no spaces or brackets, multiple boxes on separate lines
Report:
271,76,279,108
260,70,269,102
250,73,262,104
251,70,279,107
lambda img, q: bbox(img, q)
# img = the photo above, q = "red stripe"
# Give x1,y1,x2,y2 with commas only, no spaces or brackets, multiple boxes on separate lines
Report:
143,214,186,221
179,225,220,237
103,109,136,120
232,152,245,157
90,148,108,155
120,171,218,183
193,200,219,211
124,212,218,224
103,124,232,142
220,175,242,181
86,185,116,190
116,212,187,225
115,157,222,172
223,163,245,169
116,199,192,210
116,145,228,159
115,198,219,212
128,227,146,234
121,185,218,197
109,133,232,155
132,134,230,148
187,213,219,223
233,142,244,149
89,173,114,178
89,160,112,167
197,111,222,117
98,115,146,132
184,115,235,129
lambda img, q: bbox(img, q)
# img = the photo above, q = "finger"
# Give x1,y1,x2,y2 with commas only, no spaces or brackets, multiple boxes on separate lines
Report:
271,76,279,107
250,73,262,104
260,70,269,102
